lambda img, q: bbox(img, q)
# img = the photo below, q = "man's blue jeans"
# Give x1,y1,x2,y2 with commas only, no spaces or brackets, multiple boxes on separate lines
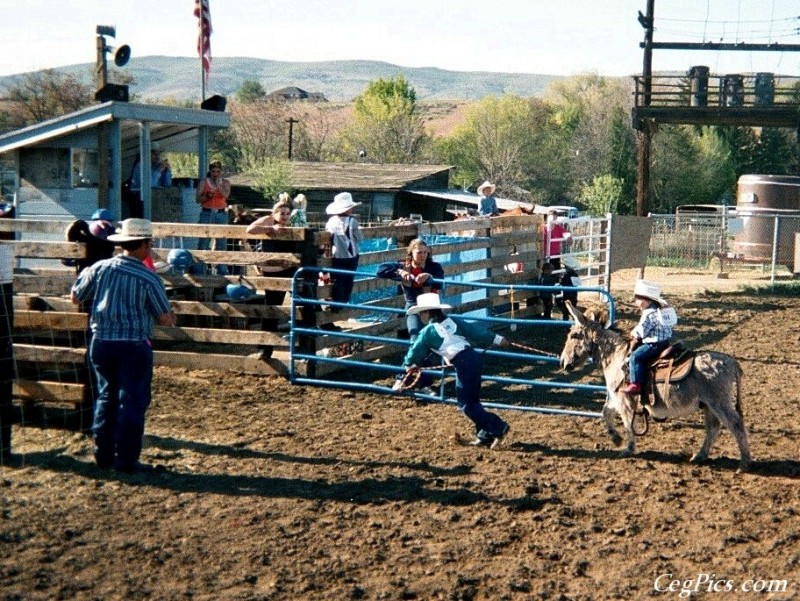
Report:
90,338,153,470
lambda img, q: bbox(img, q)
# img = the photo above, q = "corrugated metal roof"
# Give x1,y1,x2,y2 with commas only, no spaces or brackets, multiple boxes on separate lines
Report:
409,189,532,212
230,161,453,191
0,101,230,155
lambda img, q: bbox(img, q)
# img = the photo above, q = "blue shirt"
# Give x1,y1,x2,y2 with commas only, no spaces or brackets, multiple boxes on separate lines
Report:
479,195,498,216
130,160,172,192
71,255,173,341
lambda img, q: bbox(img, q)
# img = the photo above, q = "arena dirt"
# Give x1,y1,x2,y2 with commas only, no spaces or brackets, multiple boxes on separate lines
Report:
2,268,800,600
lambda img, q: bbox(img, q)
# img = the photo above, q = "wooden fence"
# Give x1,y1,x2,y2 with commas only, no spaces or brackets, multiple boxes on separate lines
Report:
0,214,545,415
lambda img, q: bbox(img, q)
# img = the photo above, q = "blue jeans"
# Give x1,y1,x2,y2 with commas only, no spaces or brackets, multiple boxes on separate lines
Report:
197,208,228,251
331,256,359,306
90,338,154,470
450,348,507,439
629,340,669,385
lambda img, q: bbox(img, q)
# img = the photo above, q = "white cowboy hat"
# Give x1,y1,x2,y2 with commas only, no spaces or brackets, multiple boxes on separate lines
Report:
326,192,361,215
407,292,452,315
633,279,667,305
477,181,496,195
107,218,153,242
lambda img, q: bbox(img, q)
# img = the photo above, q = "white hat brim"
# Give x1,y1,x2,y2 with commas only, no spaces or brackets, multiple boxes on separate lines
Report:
407,303,452,315
326,201,362,215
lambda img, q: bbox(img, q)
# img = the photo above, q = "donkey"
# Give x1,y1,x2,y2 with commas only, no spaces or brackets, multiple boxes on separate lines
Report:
559,302,752,471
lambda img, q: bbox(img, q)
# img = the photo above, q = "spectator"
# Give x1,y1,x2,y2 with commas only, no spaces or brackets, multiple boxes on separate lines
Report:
543,209,571,269
399,293,511,448
88,209,115,240
70,218,175,473
128,145,172,218
289,193,308,227
245,200,297,360
196,160,231,275
477,181,499,216
324,192,362,312
377,238,445,339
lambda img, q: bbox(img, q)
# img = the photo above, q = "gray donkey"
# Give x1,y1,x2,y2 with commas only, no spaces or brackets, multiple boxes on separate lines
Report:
559,302,751,472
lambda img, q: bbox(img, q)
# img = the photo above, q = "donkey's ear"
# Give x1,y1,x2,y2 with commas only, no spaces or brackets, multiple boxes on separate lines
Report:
565,300,587,325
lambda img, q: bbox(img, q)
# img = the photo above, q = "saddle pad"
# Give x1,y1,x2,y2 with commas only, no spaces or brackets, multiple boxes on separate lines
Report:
652,349,695,383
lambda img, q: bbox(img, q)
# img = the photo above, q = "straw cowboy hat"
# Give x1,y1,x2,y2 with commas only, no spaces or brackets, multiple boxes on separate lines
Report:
107,218,153,242
407,292,452,315
633,279,667,305
477,181,496,195
326,192,361,215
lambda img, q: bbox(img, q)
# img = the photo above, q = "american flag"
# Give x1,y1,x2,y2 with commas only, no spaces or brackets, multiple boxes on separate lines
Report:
194,0,212,89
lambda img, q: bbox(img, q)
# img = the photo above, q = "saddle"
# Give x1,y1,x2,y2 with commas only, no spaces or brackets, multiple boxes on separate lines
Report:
644,342,696,406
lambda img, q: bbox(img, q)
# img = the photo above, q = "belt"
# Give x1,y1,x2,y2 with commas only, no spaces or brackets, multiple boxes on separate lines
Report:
201,207,226,213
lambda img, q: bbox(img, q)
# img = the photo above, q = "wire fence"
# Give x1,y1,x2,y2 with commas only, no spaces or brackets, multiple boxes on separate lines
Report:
648,213,800,277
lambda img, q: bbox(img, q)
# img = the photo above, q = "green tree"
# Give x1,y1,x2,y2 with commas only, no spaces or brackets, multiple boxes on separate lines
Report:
236,80,267,104
244,156,294,202
339,76,430,163
579,174,624,216
438,94,537,198
6,69,93,124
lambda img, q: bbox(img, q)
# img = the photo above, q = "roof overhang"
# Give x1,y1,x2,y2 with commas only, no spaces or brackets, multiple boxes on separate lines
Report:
408,189,532,212
0,101,230,155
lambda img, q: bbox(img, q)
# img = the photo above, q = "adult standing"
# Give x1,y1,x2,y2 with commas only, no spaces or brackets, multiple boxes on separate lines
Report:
543,209,571,269
128,146,172,218
477,181,498,216
71,218,175,473
196,160,231,274
325,192,362,312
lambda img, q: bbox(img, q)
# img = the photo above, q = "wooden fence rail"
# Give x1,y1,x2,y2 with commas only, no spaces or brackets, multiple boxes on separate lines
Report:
2,214,545,414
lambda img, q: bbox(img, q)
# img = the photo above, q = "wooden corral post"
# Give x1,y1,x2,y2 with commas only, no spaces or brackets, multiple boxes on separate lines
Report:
0,249,14,461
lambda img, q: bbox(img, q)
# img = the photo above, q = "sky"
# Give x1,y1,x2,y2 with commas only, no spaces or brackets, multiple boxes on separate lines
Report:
2,0,799,78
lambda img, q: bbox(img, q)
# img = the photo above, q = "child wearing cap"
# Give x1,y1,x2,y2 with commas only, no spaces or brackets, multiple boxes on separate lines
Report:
400,293,511,448
623,280,679,395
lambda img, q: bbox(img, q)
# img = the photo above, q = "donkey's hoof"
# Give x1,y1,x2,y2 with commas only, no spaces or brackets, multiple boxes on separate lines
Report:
689,452,708,464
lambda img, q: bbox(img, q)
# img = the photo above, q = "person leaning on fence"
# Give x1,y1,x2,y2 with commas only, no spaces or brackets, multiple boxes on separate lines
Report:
289,193,308,227
70,218,176,473
622,279,678,396
399,293,511,448
324,192,362,312
245,200,297,360
377,238,445,339
543,210,571,269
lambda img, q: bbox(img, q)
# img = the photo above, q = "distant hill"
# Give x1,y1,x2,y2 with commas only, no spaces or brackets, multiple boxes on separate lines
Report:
0,56,563,103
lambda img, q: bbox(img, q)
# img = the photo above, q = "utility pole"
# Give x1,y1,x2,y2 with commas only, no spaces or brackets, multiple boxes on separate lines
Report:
286,118,298,160
635,0,655,217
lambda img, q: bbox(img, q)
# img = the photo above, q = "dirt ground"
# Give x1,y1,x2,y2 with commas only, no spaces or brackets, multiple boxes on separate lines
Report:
2,268,800,601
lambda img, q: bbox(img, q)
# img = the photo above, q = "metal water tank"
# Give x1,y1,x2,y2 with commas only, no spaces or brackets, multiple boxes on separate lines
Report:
733,174,800,267
688,66,709,107
754,72,775,106
720,74,745,107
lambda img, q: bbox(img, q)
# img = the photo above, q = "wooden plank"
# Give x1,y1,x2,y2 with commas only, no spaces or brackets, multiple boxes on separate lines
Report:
13,274,75,295
13,344,86,363
13,295,78,312
171,299,290,319
15,310,88,330
13,380,85,403
153,326,285,346
151,248,301,268
3,240,84,259
0,219,72,235
153,350,287,375
151,222,306,241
